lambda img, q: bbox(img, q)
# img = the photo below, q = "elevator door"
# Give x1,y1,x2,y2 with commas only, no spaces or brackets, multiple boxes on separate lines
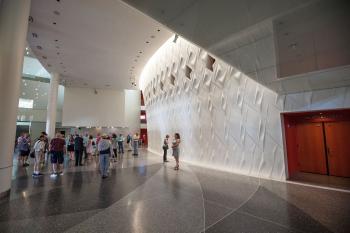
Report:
324,121,350,177
296,123,327,175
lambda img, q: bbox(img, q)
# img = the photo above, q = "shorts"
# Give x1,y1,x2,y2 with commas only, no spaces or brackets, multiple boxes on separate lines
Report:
51,151,64,164
35,151,43,163
67,145,74,152
20,150,30,157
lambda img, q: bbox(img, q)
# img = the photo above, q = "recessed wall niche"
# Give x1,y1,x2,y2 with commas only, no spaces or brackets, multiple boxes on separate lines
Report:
185,66,192,80
170,75,176,86
206,54,216,71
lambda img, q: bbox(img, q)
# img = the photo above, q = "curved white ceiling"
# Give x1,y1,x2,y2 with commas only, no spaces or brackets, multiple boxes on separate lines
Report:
27,0,172,90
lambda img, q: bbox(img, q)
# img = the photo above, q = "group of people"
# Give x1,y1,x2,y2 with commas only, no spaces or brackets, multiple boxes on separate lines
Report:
162,133,181,170
16,131,143,179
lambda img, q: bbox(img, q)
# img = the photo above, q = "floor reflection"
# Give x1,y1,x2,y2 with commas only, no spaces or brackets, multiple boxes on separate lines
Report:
0,149,349,233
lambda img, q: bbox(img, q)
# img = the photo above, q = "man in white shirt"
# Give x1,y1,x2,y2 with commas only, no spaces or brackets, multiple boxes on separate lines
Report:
33,135,45,177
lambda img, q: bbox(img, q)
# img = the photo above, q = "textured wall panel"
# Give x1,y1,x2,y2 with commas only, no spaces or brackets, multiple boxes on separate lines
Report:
141,37,350,181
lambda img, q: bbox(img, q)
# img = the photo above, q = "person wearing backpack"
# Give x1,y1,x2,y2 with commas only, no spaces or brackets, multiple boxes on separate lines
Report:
32,135,45,177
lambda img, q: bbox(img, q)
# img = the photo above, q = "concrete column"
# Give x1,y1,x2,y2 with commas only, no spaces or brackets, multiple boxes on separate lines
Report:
46,72,59,139
0,0,31,198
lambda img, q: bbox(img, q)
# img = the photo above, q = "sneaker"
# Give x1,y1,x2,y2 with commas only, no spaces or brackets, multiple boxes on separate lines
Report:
37,173,43,176
102,175,108,179
32,173,38,177
58,171,64,176
50,173,57,178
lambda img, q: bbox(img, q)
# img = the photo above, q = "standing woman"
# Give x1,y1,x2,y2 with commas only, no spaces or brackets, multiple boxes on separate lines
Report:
172,133,181,170
67,135,75,160
86,135,94,160
132,133,140,156
162,135,169,163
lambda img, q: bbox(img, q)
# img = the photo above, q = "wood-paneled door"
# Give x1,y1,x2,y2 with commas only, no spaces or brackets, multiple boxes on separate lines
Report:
324,121,350,177
296,122,328,175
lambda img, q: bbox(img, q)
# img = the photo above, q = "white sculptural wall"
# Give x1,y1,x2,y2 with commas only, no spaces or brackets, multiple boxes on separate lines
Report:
140,37,350,181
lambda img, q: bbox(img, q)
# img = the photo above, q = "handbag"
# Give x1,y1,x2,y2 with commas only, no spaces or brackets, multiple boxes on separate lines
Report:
29,150,35,158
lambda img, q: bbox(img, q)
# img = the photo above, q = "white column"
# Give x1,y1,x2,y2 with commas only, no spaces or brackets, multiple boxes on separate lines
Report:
0,0,31,197
46,72,59,139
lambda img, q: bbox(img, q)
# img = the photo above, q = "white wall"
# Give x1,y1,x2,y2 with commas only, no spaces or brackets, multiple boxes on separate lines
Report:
140,37,350,181
124,89,141,134
62,88,141,133
62,87,125,127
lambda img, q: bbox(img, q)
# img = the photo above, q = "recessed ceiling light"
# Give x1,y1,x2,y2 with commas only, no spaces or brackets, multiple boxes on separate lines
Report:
139,51,142,54
157,29,160,32
55,39,58,42
146,41,149,44
53,22,57,25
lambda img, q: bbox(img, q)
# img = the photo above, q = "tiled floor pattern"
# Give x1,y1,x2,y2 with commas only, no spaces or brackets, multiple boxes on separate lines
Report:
0,149,349,233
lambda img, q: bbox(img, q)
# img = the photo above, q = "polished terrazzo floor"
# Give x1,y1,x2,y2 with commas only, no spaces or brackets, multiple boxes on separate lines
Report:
0,149,349,233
